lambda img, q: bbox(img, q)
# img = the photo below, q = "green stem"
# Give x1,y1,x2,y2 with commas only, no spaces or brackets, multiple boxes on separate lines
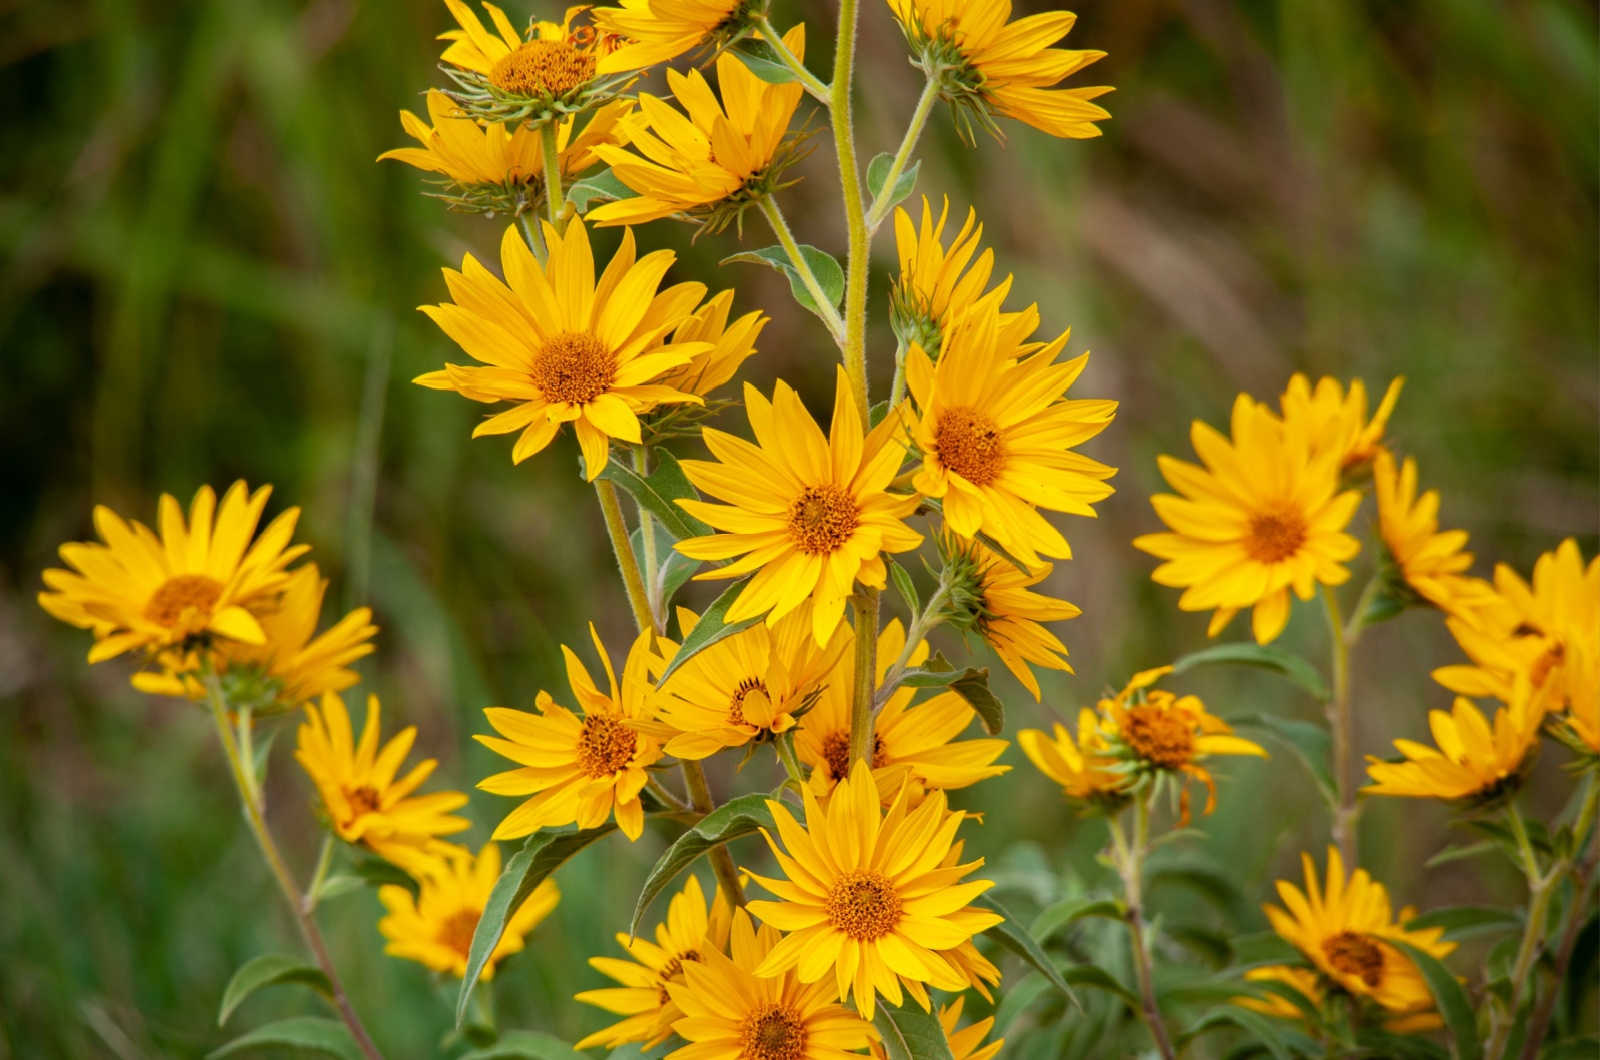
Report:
304,833,336,913
831,0,870,425
752,14,831,103
888,338,909,410
645,775,696,816
1488,801,1554,1060
680,761,746,906
864,77,939,232
539,120,564,229
757,196,845,340
1110,799,1178,1060
774,735,807,788
201,672,385,1060
1518,774,1600,1060
633,445,662,628
874,578,952,708
1321,584,1356,863
518,211,547,264
1342,575,1380,645
848,591,880,765
595,479,658,636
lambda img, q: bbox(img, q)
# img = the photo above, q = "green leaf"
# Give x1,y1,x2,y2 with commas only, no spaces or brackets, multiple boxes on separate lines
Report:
950,668,1004,735
1177,1007,1294,1060
866,152,921,217
460,1031,588,1060
1060,964,1139,1007
729,38,796,84
871,997,955,1060
310,874,365,903
1354,1029,1452,1060
1388,939,1481,1060
1424,842,1497,869
1404,905,1522,941
630,527,699,610
973,893,1076,1004
218,954,333,1026
1030,896,1125,942
457,824,619,1026
658,579,762,685
348,852,417,892
721,244,844,316
208,1017,360,1060
1545,1038,1600,1060
593,450,713,543
1170,642,1330,702
1227,929,1302,968
993,972,1054,1034
888,559,920,618
630,793,776,936
1232,713,1336,806
567,168,637,213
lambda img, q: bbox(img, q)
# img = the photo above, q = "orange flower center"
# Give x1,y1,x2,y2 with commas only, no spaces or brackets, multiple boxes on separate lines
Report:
143,574,225,629
727,676,769,726
655,948,701,1003
531,331,616,406
935,406,1006,486
1322,930,1385,988
738,1002,807,1060
436,909,482,958
820,729,886,780
1121,705,1196,769
343,784,383,818
576,713,636,777
1244,507,1308,564
787,484,859,556
488,39,595,97
825,869,902,940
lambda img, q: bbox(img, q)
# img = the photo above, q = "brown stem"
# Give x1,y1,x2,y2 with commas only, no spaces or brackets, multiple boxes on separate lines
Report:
681,760,746,906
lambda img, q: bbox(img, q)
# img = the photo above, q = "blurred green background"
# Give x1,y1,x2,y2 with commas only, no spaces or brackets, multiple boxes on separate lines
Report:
1,0,1596,1055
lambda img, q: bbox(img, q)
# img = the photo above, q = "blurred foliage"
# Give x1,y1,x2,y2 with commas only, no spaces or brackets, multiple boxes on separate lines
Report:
0,0,1596,1056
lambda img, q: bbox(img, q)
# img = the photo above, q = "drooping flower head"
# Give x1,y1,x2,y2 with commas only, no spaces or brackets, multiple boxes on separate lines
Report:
40,481,308,665
676,367,924,647
592,0,756,73
1372,450,1496,618
744,760,1002,1019
1277,374,1403,474
1134,393,1362,644
886,0,1112,142
476,625,664,841
1017,709,1128,811
889,197,1017,358
1364,680,1548,806
414,220,709,479
589,25,809,233
378,842,560,979
942,533,1080,700
907,295,1118,569
294,692,471,859
576,874,735,1049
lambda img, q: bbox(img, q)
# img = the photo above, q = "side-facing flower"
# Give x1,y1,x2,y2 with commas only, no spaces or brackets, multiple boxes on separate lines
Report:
40,481,307,664
1364,681,1548,805
577,874,735,1049
887,0,1112,142
414,220,708,479
744,761,1002,1019
1017,709,1128,810
650,289,766,400
907,295,1117,569
592,0,753,73
1372,450,1495,618
378,842,559,979
1277,373,1403,473
889,197,1017,357
295,692,471,859
943,533,1080,700
1134,394,1362,644
665,906,876,1060
477,625,664,840
1237,965,1441,1034
588,25,808,233
676,367,924,646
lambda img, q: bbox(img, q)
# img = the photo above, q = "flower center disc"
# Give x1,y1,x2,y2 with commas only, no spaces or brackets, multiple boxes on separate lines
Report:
727,676,769,726
144,574,225,628
1244,508,1309,564
1322,930,1385,988
343,784,383,818
820,730,886,779
738,1002,807,1060
488,40,596,97
825,869,902,940
577,713,636,777
655,949,700,1003
1121,705,1196,770
787,484,859,556
935,406,1006,486
436,909,482,958
531,331,617,406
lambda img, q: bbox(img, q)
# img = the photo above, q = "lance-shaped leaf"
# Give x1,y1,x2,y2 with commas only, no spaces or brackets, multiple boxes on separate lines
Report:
888,558,920,617
630,793,776,936
974,892,1076,1003
218,954,332,1026
657,579,762,685
1171,642,1329,702
1176,1007,1296,1060
567,168,638,213
721,244,844,316
1388,939,1482,1060
208,1017,361,1060
459,1031,588,1060
1232,712,1336,807
457,823,619,1026
866,152,921,218
894,656,1004,735
730,38,797,84
589,449,714,544
1030,896,1126,942
871,997,955,1060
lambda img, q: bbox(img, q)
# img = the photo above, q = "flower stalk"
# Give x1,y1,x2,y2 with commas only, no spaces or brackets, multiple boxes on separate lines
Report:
595,479,659,636
1108,794,1178,1060
1321,584,1357,863
680,760,746,906
757,195,844,340
1518,774,1600,1059
1487,800,1555,1060
864,77,939,232
753,14,831,103
539,120,564,230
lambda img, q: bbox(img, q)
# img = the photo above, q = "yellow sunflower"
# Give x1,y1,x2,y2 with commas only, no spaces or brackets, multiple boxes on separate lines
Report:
794,620,1010,803
576,874,735,1049
39,481,308,664
889,197,1020,356
870,997,1001,1060
1434,539,1599,712
944,533,1080,700
1237,965,1441,1034
587,25,808,230
294,692,471,858
1372,450,1496,617
907,294,1117,569
1364,681,1548,804
378,842,560,980
650,289,767,400
1017,709,1128,808
592,0,746,73
648,602,845,760
437,0,622,123
744,760,1002,1019
886,0,1112,141
1263,847,1455,1022
675,367,924,647
133,563,376,710
1277,374,1403,472
477,625,664,841
1133,393,1362,644
414,219,709,479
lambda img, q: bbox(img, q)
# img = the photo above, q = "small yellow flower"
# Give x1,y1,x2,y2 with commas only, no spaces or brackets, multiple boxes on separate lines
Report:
294,692,471,858
1263,847,1455,1022
1372,450,1496,617
651,288,767,400
794,620,1010,803
945,533,1081,700
870,997,1002,1060
1277,374,1403,472
592,0,747,73
664,907,876,1060
576,875,735,1049
887,0,1112,142
1134,394,1362,644
476,625,663,841
1017,708,1127,807
889,197,1020,355
414,220,708,479
437,0,622,123
675,367,924,647
39,481,308,665
907,294,1117,569
744,760,1002,1019
1237,965,1442,1034
1364,682,1548,804
378,842,559,979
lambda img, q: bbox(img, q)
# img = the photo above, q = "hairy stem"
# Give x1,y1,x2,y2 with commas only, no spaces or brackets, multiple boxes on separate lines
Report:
645,775,696,816
831,0,870,425
539,120,564,229
874,578,952,708
681,760,746,906
1110,799,1178,1060
753,14,831,102
774,735,807,788
848,591,880,764
518,211,547,264
633,445,663,628
864,77,939,232
1518,775,1600,1059
595,478,658,636
1321,584,1357,863
1488,801,1554,1060
758,196,845,340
